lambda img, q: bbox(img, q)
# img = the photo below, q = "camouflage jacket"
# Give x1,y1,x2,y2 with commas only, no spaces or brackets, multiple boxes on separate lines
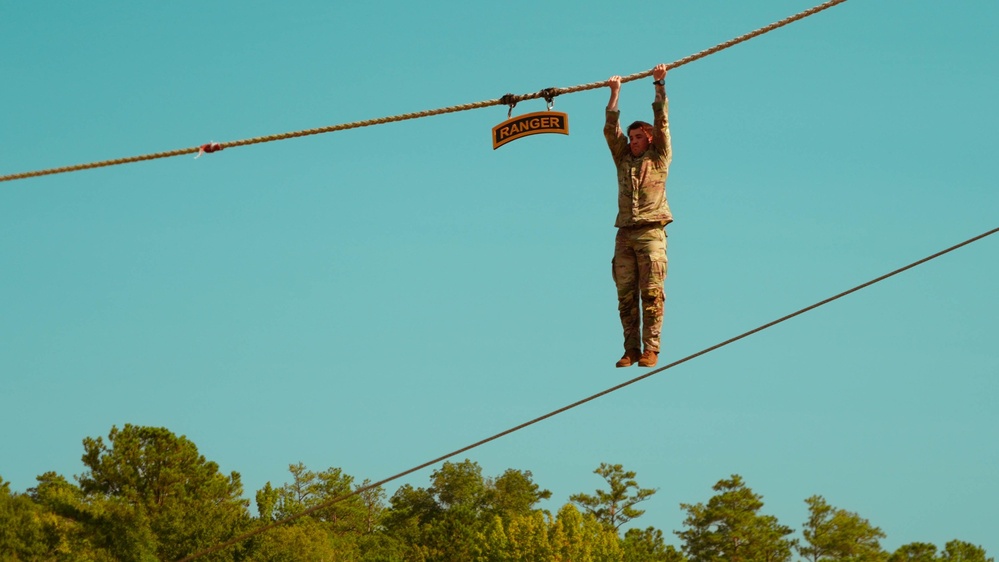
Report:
604,95,673,228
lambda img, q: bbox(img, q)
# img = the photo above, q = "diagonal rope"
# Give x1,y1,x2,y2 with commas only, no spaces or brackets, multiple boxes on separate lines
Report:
1,0,848,184
176,225,999,562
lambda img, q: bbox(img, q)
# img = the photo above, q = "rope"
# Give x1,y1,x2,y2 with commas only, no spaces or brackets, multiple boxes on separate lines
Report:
1,0,848,184
176,225,999,562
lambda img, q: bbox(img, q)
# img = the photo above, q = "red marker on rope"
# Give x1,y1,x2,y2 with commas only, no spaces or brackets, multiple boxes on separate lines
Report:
195,142,223,159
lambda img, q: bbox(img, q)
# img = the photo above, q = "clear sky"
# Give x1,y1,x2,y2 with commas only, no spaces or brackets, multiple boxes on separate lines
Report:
2,0,997,555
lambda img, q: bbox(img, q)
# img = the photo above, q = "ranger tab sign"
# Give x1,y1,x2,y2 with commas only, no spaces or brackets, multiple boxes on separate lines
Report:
492,111,569,149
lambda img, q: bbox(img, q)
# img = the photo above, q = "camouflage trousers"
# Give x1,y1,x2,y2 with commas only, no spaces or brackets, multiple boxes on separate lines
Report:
612,225,668,352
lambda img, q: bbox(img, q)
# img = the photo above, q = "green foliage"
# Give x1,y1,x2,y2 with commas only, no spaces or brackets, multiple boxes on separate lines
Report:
4,429,996,562
549,503,622,561
0,476,49,561
381,459,552,561
486,468,553,523
428,460,487,511
676,474,795,562
939,540,994,562
247,463,391,561
888,541,995,562
888,542,939,562
77,424,250,561
503,511,552,561
245,519,345,562
27,472,115,561
570,463,657,531
269,462,375,533
256,481,280,521
622,527,687,562
799,495,886,562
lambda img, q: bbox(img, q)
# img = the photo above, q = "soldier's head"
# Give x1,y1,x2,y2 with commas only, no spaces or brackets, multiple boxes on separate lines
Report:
627,121,654,156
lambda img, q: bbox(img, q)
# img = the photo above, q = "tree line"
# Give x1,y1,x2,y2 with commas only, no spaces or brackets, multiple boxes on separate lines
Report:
0,424,991,562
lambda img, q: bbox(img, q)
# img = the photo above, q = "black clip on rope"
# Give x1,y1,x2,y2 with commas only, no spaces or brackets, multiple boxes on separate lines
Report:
500,94,517,119
540,87,559,111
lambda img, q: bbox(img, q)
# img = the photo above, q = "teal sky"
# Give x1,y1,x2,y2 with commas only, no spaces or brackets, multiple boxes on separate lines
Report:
2,0,997,554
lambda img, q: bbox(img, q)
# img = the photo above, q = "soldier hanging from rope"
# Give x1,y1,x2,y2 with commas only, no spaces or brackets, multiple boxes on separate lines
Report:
605,63,672,368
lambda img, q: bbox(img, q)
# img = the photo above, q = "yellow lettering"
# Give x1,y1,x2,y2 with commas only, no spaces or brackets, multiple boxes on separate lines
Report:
493,112,569,149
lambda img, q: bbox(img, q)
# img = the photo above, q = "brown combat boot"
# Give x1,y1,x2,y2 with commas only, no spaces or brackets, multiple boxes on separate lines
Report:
615,348,642,368
638,349,658,367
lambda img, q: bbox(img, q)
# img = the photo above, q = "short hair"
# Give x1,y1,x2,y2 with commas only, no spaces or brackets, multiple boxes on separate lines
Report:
627,120,654,141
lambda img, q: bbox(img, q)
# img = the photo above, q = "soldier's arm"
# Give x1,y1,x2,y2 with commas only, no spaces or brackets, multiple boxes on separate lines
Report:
651,64,672,164
607,75,621,112
604,75,627,157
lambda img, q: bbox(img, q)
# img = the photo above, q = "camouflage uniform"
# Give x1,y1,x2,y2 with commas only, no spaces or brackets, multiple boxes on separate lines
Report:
604,92,672,353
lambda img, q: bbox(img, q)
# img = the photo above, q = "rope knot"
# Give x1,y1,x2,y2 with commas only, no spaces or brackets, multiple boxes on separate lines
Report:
499,93,518,118
539,87,559,110
195,142,223,159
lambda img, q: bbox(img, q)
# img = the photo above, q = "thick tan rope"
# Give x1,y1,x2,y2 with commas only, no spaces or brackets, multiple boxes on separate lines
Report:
176,225,999,562
1,0,848,184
